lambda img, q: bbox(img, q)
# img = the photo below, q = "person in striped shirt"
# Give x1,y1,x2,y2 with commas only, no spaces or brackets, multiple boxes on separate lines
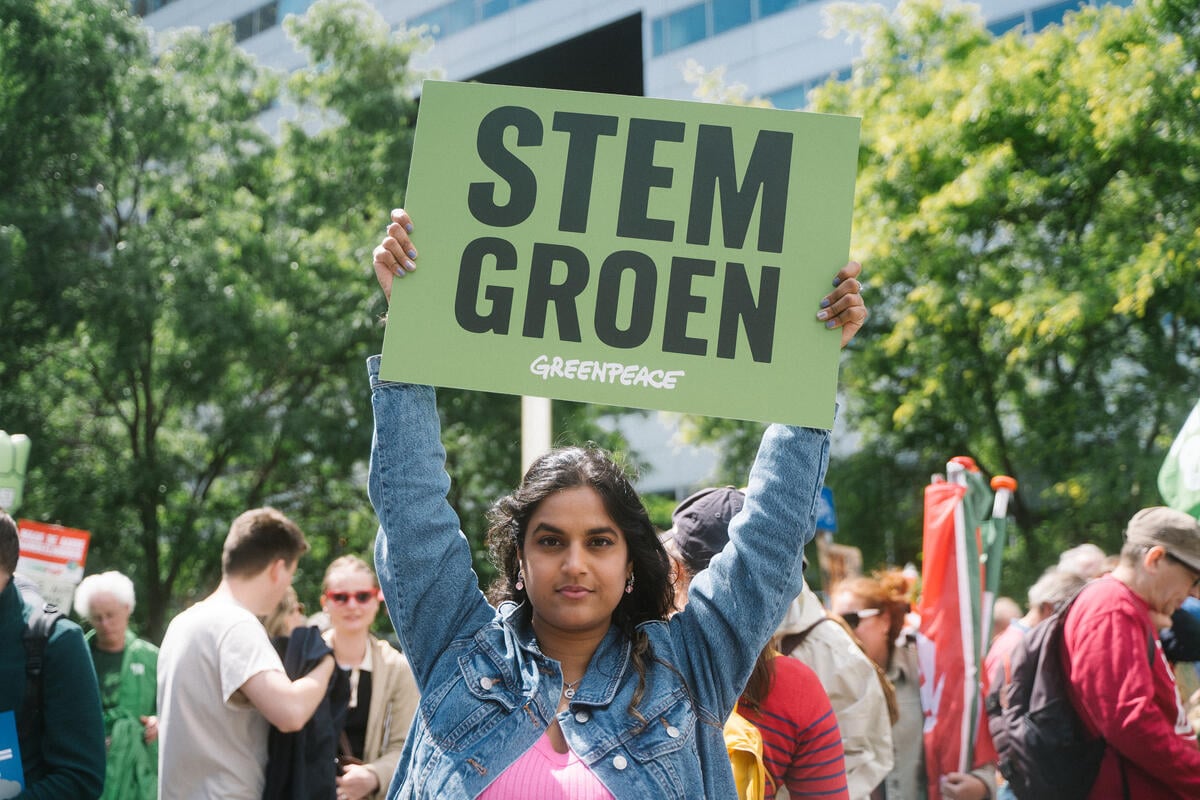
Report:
664,486,850,800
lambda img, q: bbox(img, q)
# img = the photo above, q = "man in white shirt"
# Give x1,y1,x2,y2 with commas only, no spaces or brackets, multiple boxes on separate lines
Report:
157,507,335,800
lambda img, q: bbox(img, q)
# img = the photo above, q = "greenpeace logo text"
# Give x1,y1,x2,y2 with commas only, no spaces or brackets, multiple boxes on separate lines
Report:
530,355,685,390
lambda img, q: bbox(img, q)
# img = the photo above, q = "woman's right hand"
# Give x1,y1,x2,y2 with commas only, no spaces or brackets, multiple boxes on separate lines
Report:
372,208,418,302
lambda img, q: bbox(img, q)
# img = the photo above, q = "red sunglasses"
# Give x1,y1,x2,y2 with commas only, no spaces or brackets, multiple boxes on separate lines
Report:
324,590,381,605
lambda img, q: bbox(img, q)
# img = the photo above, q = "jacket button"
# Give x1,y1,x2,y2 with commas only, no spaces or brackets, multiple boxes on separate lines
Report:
612,755,628,770
574,711,590,723
666,725,680,738
480,677,495,690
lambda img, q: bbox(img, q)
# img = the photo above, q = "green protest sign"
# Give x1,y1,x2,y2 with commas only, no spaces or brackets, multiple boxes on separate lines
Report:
0,431,31,514
381,80,860,428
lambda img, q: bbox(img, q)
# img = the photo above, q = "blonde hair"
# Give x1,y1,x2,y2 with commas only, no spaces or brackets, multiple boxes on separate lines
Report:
263,585,303,638
322,554,378,590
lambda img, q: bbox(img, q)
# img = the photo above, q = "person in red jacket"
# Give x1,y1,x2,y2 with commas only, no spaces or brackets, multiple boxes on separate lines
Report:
1063,506,1200,799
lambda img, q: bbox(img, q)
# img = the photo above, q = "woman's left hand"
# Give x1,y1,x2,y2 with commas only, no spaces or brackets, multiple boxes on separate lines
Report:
336,763,381,800
819,261,869,348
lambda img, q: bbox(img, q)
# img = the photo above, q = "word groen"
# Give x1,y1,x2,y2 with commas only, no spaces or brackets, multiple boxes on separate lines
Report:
456,106,794,364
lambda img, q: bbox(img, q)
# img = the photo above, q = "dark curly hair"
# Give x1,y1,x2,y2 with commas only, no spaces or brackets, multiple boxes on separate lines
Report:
485,444,675,723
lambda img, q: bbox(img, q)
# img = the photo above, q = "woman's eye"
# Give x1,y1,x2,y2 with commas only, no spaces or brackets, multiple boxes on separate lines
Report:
589,537,615,548
536,536,562,547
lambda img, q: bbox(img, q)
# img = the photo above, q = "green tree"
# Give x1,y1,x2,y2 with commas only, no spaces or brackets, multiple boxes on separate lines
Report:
0,0,140,381
814,0,1200,591
1,0,625,637
683,0,1199,594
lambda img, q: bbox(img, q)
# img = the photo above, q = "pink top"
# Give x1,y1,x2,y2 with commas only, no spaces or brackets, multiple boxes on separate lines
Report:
478,731,616,800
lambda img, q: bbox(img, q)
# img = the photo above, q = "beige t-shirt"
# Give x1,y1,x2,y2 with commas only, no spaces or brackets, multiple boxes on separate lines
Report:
157,595,285,799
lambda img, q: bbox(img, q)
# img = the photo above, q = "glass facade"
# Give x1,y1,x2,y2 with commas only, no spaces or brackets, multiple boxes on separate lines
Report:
650,0,1122,56
410,0,537,39
232,2,280,42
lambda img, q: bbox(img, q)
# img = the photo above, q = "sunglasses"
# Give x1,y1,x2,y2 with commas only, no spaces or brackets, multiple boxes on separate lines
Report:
1165,553,1200,589
324,590,381,605
841,608,882,630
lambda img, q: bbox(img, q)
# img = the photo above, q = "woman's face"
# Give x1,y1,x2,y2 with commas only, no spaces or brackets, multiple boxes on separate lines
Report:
88,591,132,653
831,588,890,670
521,486,633,644
322,567,381,637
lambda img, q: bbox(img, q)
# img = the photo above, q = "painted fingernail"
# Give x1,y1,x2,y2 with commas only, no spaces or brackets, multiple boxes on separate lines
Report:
832,277,842,287
817,310,829,321
825,319,837,328
820,297,831,308
404,222,413,233
404,259,416,271
394,267,406,278
407,249,417,259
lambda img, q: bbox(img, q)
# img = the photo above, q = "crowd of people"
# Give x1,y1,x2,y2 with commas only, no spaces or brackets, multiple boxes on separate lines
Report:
2,209,1199,799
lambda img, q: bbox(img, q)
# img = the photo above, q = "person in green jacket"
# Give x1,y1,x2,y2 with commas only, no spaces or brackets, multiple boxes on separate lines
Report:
74,570,158,800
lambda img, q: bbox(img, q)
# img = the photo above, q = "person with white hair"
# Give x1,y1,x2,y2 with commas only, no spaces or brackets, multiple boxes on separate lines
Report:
74,569,160,800
985,569,1086,689
1057,542,1107,579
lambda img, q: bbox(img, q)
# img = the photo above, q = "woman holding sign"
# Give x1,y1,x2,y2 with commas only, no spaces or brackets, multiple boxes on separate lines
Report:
367,208,866,799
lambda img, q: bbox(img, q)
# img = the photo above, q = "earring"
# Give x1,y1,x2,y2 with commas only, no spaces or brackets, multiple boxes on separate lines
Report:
515,570,525,591
625,573,635,594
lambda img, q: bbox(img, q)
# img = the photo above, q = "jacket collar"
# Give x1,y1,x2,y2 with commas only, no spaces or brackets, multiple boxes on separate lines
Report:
491,601,633,706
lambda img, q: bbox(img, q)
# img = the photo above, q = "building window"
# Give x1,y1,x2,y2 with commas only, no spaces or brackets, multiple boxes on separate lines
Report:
279,0,313,16
412,0,477,39
130,0,179,15
988,13,1027,35
759,0,804,18
233,2,280,43
713,0,752,35
766,83,809,110
652,17,667,56
657,1,710,55
664,3,708,52
1031,0,1085,30
766,66,850,110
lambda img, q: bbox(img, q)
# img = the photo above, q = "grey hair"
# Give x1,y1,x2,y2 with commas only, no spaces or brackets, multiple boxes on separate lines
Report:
73,570,136,618
1027,568,1087,613
1057,543,1107,579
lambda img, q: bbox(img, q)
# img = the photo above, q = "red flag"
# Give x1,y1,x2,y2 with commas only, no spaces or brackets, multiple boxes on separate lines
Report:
917,467,998,799
917,479,969,797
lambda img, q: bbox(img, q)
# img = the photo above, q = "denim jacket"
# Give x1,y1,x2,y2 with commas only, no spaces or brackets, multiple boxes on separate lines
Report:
367,355,831,799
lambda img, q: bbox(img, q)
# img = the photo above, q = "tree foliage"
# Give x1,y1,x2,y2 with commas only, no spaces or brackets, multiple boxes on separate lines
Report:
687,0,1200,592
0,0,621,638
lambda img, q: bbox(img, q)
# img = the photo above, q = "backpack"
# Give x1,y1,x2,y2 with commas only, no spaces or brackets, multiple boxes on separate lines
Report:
724,703,768,800
14,575,64,755
985,590,1152,800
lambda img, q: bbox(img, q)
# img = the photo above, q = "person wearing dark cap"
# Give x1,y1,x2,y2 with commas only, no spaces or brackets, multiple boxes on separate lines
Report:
663,486,850,800
1061,506,1200,798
